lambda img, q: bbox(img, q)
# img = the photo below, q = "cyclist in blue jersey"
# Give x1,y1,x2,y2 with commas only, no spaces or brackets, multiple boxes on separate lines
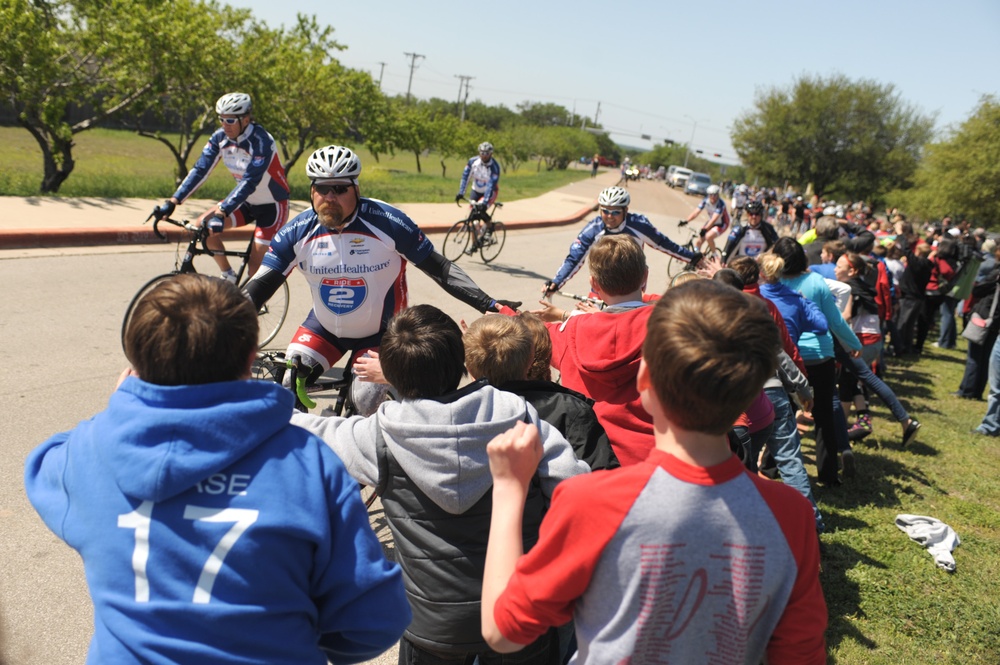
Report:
153,92,290,281
456,141,501,207
683,184,731,256
721,199,779,264
542,186,700,296
245,145,520,412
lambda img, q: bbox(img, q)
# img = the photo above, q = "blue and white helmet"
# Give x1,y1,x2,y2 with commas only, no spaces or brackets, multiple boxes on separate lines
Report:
215,92,252,115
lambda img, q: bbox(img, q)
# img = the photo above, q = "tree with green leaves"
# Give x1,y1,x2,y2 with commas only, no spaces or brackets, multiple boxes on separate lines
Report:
731,74,934,201
0,0,168,192
535,126,598,171
899,96,1000,225
129,0,254,184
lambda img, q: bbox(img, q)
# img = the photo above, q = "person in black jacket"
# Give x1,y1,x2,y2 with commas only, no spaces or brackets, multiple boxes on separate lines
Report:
954,243,1000,399
464,313,619,472
896,242,934,355
720,199,778,264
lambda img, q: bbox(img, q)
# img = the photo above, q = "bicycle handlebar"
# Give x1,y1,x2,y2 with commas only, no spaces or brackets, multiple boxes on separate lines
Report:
148,216,212,253
286,356,317,409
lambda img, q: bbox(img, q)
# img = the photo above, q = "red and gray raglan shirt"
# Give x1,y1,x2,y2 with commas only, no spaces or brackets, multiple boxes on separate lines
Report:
493,449,827,664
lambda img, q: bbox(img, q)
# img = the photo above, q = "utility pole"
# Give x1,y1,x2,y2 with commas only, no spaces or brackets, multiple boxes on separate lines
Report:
375,62,387,89
683,116,698,169
454,75,473,119
569,100,576,126
403,52,424,104
594,101,601,125
460,78,473,122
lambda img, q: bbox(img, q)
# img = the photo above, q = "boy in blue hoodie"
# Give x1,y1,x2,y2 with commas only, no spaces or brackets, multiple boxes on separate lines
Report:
24,274,410,665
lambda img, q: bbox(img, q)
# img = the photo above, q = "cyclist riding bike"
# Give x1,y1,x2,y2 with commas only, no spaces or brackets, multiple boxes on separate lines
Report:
543,186,700,296
683,184,731,255
244,145,520,413
721,199,779,264
456,141,502,246
732,183,749,223
153,92,290,281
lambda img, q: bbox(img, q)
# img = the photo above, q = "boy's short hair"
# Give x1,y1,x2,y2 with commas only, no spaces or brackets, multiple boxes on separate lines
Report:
712,268,745,291
669,270,703,288
463,315,534,386
822,240,847,261
381,305,466,399
643,280,779,435
589,235,646,296
518,312,552,382
726,256,759,286
124,274,257,385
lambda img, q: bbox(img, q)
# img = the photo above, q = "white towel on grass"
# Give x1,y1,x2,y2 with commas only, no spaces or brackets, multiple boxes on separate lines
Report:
894,514,961,572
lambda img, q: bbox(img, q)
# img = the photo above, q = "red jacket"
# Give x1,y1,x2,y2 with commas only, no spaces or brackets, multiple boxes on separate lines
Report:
546,307,653,466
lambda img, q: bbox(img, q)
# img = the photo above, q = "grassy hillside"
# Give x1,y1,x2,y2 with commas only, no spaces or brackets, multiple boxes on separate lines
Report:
0,126,591,201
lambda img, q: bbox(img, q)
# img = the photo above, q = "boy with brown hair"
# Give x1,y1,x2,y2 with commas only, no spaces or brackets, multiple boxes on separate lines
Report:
482,280,827,664
464,314,618,471
533,234,655,465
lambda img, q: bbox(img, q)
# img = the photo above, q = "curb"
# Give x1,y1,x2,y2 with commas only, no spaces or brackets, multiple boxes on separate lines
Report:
0,204,596,250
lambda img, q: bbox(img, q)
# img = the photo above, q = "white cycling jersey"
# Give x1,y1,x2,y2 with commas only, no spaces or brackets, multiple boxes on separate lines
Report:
258,198,434,341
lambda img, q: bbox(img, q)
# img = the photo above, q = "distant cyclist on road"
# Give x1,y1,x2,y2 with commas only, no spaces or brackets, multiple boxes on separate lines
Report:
683,184,731,255
543,186,699,296
153,92,289,281
456,141,501,208
245,145,520,412
732,183,749,223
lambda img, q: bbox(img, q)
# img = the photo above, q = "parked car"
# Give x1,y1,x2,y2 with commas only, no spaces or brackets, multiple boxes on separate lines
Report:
595,155,617,168
666,165,693,189
685,172,713,196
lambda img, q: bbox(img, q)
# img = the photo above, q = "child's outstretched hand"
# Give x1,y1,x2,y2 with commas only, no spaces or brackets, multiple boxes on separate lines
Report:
487,421,543,489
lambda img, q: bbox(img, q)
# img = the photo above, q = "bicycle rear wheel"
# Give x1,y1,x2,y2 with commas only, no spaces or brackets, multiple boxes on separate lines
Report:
479,222,506,263
255,281,289,348
121,273,178,350
442,220,472,261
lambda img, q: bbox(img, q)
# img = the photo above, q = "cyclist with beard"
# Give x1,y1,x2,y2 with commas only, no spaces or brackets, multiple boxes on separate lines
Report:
245,145,519,409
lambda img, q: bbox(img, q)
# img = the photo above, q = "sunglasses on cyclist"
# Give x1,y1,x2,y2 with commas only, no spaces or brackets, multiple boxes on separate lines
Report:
218,116,244,125
600,208,624,216
313,183,352,196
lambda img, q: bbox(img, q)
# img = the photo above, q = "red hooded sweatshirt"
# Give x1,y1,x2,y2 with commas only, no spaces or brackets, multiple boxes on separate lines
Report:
546,307,653,466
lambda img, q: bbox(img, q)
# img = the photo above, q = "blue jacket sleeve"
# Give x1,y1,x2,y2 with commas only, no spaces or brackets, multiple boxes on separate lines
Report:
457,158,474,196
627,214,696,261
24,432,73,543
483,159,501,201
172,134,222,203
552,217,603,287
814,284,861,350
314,444,410,662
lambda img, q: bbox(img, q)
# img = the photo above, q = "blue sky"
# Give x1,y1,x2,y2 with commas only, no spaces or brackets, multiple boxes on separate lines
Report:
231,0,1000,164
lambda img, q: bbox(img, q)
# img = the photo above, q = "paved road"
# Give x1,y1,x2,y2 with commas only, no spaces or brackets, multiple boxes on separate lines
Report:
0,179,701,664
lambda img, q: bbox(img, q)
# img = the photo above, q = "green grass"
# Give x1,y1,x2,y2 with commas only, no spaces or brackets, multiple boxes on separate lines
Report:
813,343,1000,663
0,126,590,200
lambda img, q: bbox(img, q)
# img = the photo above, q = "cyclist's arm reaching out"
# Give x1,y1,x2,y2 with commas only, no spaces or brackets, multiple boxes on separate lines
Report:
416,251,519,313
243,266,287,309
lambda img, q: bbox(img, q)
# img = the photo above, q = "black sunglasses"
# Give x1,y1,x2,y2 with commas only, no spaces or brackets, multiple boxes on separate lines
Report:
313,184,351,196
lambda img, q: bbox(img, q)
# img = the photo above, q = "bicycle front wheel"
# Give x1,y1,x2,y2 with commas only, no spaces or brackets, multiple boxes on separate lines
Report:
442,221,472,261
479,222,506,263
666,254,687,279
256,280,289,348
121,273,178,350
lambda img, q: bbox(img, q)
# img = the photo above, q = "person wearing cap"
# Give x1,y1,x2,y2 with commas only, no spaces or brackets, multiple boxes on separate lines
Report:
244,145,520,413
152,92,290,281
543,185,698,296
